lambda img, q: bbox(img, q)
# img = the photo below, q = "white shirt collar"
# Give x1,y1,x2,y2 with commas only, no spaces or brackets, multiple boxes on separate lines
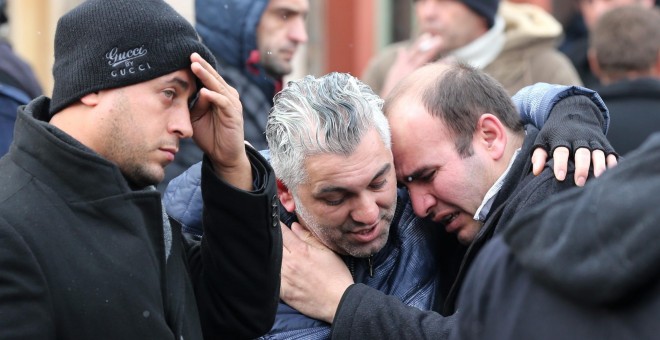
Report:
474,148,521,222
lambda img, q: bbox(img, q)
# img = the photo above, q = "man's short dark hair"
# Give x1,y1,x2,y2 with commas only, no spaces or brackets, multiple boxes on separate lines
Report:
590,5,660,80
422,62,523,158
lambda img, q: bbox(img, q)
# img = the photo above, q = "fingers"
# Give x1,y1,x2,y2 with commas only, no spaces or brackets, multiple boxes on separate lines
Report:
283,222,327,254
189,54,228,120
552,147,569,181
190,53,239,109
281,222,295,254
590,149,606,177
531,148,548,176
409,33,442,64
188,52,243,132
537,146,618,185
291,222,328,250
290,222,311,239
606,154,618,169
190,53,229,90
573,148,591,187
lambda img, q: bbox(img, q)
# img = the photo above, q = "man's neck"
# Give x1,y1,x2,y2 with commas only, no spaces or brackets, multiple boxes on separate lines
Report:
449,16,505,69
474,131,525,221
474,146,521,222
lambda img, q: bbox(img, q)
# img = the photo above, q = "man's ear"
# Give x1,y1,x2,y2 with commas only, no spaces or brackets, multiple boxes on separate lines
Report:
277,179,296,213
476,113,506,161
79,92,100,107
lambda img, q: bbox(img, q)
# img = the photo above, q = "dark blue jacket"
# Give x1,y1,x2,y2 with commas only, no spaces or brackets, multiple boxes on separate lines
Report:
0,39,43,158
0,84,31,157
196,0,276,151
0,40,43,99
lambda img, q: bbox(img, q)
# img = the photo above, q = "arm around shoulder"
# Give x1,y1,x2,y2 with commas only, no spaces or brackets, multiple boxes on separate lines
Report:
331,283,454,340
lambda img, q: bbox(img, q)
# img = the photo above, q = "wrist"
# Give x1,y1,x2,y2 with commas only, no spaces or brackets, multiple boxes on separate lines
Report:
211,154,253,190
324,282,353,324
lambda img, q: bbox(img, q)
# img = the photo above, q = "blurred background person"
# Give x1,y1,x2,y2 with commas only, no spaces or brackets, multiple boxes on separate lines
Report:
587,5,660,155
362,0,581,98
562,0,657,89
0,0,42,157
508,0,552,12
194,0,308,151
157,0,309,192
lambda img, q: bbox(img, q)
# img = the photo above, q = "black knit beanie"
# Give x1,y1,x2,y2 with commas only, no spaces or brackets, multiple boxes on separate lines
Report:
460,0,500,28
50,0,216,115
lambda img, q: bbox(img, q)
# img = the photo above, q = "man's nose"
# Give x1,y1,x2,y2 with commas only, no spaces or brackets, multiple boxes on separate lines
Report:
289,17,308,44
351,194,380,226
416,0,441,23
408,186,435,219
169,106,193,139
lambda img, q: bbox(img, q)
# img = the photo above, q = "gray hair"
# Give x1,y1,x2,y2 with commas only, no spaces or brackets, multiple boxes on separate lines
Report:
266,72,390,190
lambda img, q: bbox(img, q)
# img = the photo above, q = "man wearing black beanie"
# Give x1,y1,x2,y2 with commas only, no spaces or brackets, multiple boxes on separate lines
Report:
363,0,582,98
0,0,281,338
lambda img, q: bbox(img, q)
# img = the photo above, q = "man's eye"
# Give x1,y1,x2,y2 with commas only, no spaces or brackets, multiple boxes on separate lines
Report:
324,198,344,206
278,10,293,20
420,171,436,182
370,180,387,190
163,90,175,99
412,171,436,183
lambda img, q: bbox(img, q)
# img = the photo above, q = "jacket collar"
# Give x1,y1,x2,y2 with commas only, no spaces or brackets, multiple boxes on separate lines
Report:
12,97,156,202
450,16,505,69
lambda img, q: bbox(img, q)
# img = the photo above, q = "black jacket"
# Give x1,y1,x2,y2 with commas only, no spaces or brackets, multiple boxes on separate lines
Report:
329,126,580,340
0,97,281,339
453,133,660,340
595,77,660,156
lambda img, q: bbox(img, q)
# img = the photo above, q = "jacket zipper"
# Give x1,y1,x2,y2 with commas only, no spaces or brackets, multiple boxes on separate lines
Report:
347,255,375,279
368,255,373,277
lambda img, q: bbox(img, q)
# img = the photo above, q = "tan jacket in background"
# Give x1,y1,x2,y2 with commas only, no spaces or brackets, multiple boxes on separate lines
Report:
362,1,582,97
